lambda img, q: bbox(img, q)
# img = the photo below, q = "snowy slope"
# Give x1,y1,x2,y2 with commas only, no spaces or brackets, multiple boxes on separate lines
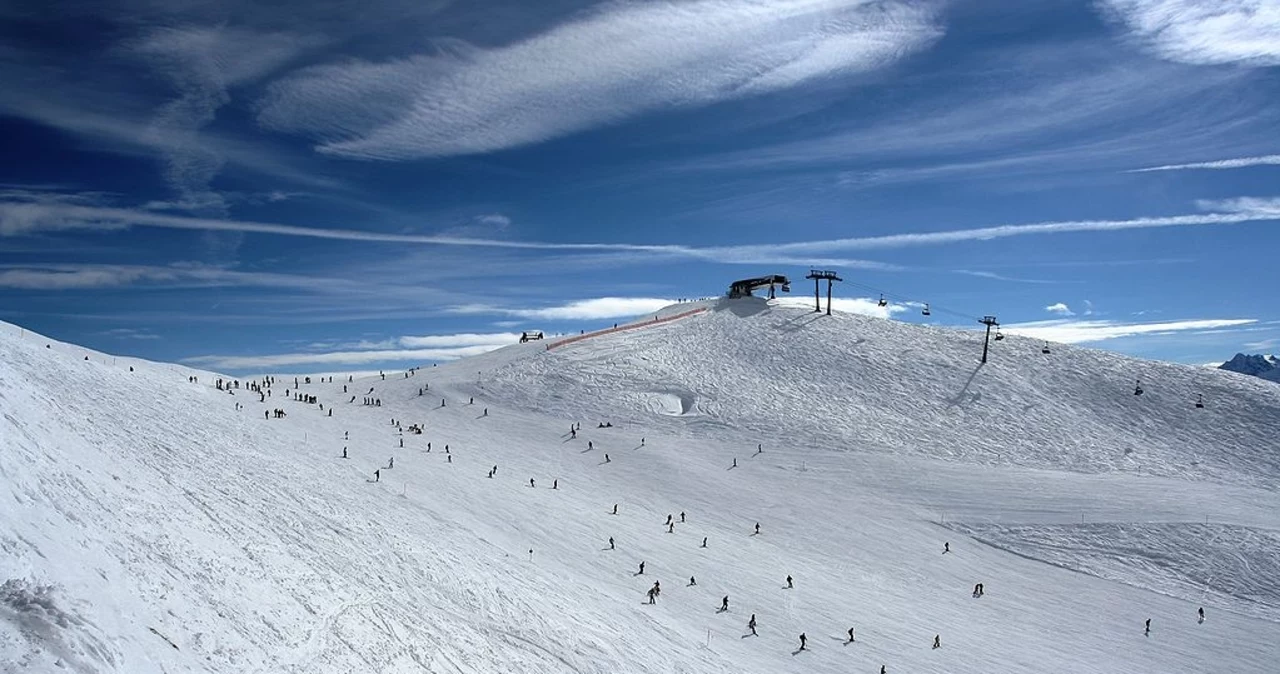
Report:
2,307,1279,674
476,297,1280,488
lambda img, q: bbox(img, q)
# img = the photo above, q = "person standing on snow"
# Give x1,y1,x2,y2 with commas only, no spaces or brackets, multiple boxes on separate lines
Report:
933,634,941,649
720,596,729,612
748,614,757,636
799,633,807,651
786,575,793,589
609,537,615,550
846,627,855,643
638,561,645,575
374,469,381,482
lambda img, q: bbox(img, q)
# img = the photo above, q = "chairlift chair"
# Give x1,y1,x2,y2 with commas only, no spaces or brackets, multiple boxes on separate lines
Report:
1195,394,1204,409
1134,379,1144,396
994,329,1005,341
1041,343,1051,354
877,294,888,307
921,303,931,316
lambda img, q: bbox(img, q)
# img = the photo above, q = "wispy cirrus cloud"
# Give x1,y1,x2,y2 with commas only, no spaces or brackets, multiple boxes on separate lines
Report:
1096,1,1280,66
1129,154,1280,173
6,197,1280,263
258,0,943,159
1003,318,1257,344
125,25,320,212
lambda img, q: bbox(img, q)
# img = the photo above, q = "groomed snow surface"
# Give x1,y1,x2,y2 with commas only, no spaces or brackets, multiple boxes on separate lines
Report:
2,298,1278,673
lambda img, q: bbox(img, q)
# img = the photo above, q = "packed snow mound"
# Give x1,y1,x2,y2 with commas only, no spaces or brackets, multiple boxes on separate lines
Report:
1219,353,1280,383
3,317,1280,674
473,299,1280,488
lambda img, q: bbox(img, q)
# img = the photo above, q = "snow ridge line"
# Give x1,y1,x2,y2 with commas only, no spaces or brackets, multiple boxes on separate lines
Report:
544,307,708,351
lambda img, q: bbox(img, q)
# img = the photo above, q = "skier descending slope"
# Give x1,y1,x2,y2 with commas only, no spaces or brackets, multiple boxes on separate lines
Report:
747,614,757,636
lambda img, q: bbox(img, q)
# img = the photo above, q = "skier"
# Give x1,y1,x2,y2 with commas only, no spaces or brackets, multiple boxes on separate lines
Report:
1198,607,1205,624
799,633,807,651
754,522,761,535
647,587,657,604
680,511,685,523
342,447,347,459
609,537,615,550
689,576,696,586
943,541,950,554
553,479,558,490
588,441,594,450
604,454,611,463
701,537,707,548
786,575,793,589
757,443,762,454
666,514,673,525
732,458,737,468
638,561,645,575
447,455,452,463
389,457,394,469
1144,618,1151,635
748,614,757,636
847,627,855,643
720,596,729,612
530,478,536,488
652,580,661,597
492,465,498,475
612,504,618,515
667,522,675,534
399,438,404,448
881,666,886,674
483,408,487,416
932,634,941,649
571,428,577,439
641,437,645,446
374,469,381,482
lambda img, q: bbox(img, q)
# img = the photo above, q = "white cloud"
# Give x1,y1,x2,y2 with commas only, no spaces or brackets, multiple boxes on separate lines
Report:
1130,154,1280,173
1045,302,1074,316
396,332,522,348
1097,1,1280,66
1002,318,1257,344
452,297,676,321
185,331,525,370
774,296,906,319
184,345,504,370
258,0,942,159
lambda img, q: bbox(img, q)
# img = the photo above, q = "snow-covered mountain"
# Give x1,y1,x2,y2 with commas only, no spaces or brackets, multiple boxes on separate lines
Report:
1219,353,1280,384
3,299,1279,674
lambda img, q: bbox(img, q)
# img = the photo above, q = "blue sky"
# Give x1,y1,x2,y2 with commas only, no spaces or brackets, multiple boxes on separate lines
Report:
1,0,1279,374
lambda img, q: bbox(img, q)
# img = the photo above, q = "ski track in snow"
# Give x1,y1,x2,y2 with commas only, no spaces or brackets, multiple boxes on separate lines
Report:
1,300,1278,674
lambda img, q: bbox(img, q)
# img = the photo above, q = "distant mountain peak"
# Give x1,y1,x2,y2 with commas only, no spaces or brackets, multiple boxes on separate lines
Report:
1220,353,1280,383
